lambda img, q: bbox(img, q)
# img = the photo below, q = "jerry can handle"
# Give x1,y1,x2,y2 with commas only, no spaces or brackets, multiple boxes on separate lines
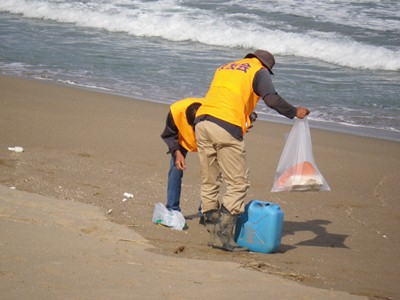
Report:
252,200,271,207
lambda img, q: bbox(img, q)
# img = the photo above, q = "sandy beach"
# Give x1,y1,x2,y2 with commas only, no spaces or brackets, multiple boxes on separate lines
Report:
1,76,399,299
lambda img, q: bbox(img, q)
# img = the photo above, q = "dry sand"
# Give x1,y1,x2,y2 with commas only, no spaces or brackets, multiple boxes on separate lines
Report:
1,76,399,299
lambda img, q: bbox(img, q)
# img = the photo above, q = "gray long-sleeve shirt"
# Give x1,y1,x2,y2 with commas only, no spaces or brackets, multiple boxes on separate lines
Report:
253,68,297,119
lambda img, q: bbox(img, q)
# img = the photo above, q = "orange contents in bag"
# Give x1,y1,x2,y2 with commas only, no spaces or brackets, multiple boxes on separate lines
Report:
276,161,321,190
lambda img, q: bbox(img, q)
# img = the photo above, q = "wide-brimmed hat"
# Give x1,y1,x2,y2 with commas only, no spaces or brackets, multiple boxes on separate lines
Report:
245,50,275,74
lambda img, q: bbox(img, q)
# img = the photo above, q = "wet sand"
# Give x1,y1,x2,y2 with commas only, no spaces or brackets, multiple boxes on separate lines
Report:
1,76,399,299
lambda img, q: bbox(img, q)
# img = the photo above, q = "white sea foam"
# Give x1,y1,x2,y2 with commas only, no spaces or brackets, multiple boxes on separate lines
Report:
241,0,400,32
1,0,399,71
1,0,399,140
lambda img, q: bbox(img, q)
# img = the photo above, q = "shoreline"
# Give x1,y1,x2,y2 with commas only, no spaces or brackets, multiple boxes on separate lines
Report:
1,75,400,299
260,114,400,143
4,73,400,143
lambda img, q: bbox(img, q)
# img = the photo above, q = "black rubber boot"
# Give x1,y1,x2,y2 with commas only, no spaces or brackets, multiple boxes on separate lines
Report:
213,207,248,252
203,210,220,247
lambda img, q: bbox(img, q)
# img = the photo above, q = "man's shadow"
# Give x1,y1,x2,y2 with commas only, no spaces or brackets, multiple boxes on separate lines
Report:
280,219,350,252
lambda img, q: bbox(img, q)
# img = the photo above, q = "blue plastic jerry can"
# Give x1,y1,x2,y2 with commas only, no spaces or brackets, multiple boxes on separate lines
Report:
235,200,284,254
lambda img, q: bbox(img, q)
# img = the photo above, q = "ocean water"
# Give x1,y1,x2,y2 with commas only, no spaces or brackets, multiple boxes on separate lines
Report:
1,0,399,141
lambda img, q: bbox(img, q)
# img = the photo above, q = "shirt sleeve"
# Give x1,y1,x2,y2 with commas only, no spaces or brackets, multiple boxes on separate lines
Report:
253,68,297,119
160,111,181,154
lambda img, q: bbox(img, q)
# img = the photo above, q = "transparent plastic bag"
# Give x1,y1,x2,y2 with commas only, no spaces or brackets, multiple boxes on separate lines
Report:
271,118,330,192
152,202,186,230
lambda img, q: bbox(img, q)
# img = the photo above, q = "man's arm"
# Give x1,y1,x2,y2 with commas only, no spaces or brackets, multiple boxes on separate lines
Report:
160,112,187,170
253,68,309,119
160,112,180,154
263,93,297,119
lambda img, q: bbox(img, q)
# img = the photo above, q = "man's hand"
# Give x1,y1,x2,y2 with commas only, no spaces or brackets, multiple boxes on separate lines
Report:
175,150,186,170
295,107,310,119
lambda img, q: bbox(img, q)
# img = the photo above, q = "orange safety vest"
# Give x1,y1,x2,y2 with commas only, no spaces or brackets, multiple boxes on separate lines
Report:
170,98,203,152
196,58,263,135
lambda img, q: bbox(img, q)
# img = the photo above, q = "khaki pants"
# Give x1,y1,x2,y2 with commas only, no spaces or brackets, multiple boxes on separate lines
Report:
195,120,250,215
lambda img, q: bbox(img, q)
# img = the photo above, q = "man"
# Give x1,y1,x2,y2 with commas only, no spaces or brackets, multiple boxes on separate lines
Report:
161,98,203,212
194,50,310,252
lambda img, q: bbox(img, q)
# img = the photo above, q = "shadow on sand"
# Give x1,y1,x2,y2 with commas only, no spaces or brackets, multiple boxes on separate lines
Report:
280,219,350,252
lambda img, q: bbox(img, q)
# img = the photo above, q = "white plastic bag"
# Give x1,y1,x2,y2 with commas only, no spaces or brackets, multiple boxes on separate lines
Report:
271,118,330,192
152,202,186,230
